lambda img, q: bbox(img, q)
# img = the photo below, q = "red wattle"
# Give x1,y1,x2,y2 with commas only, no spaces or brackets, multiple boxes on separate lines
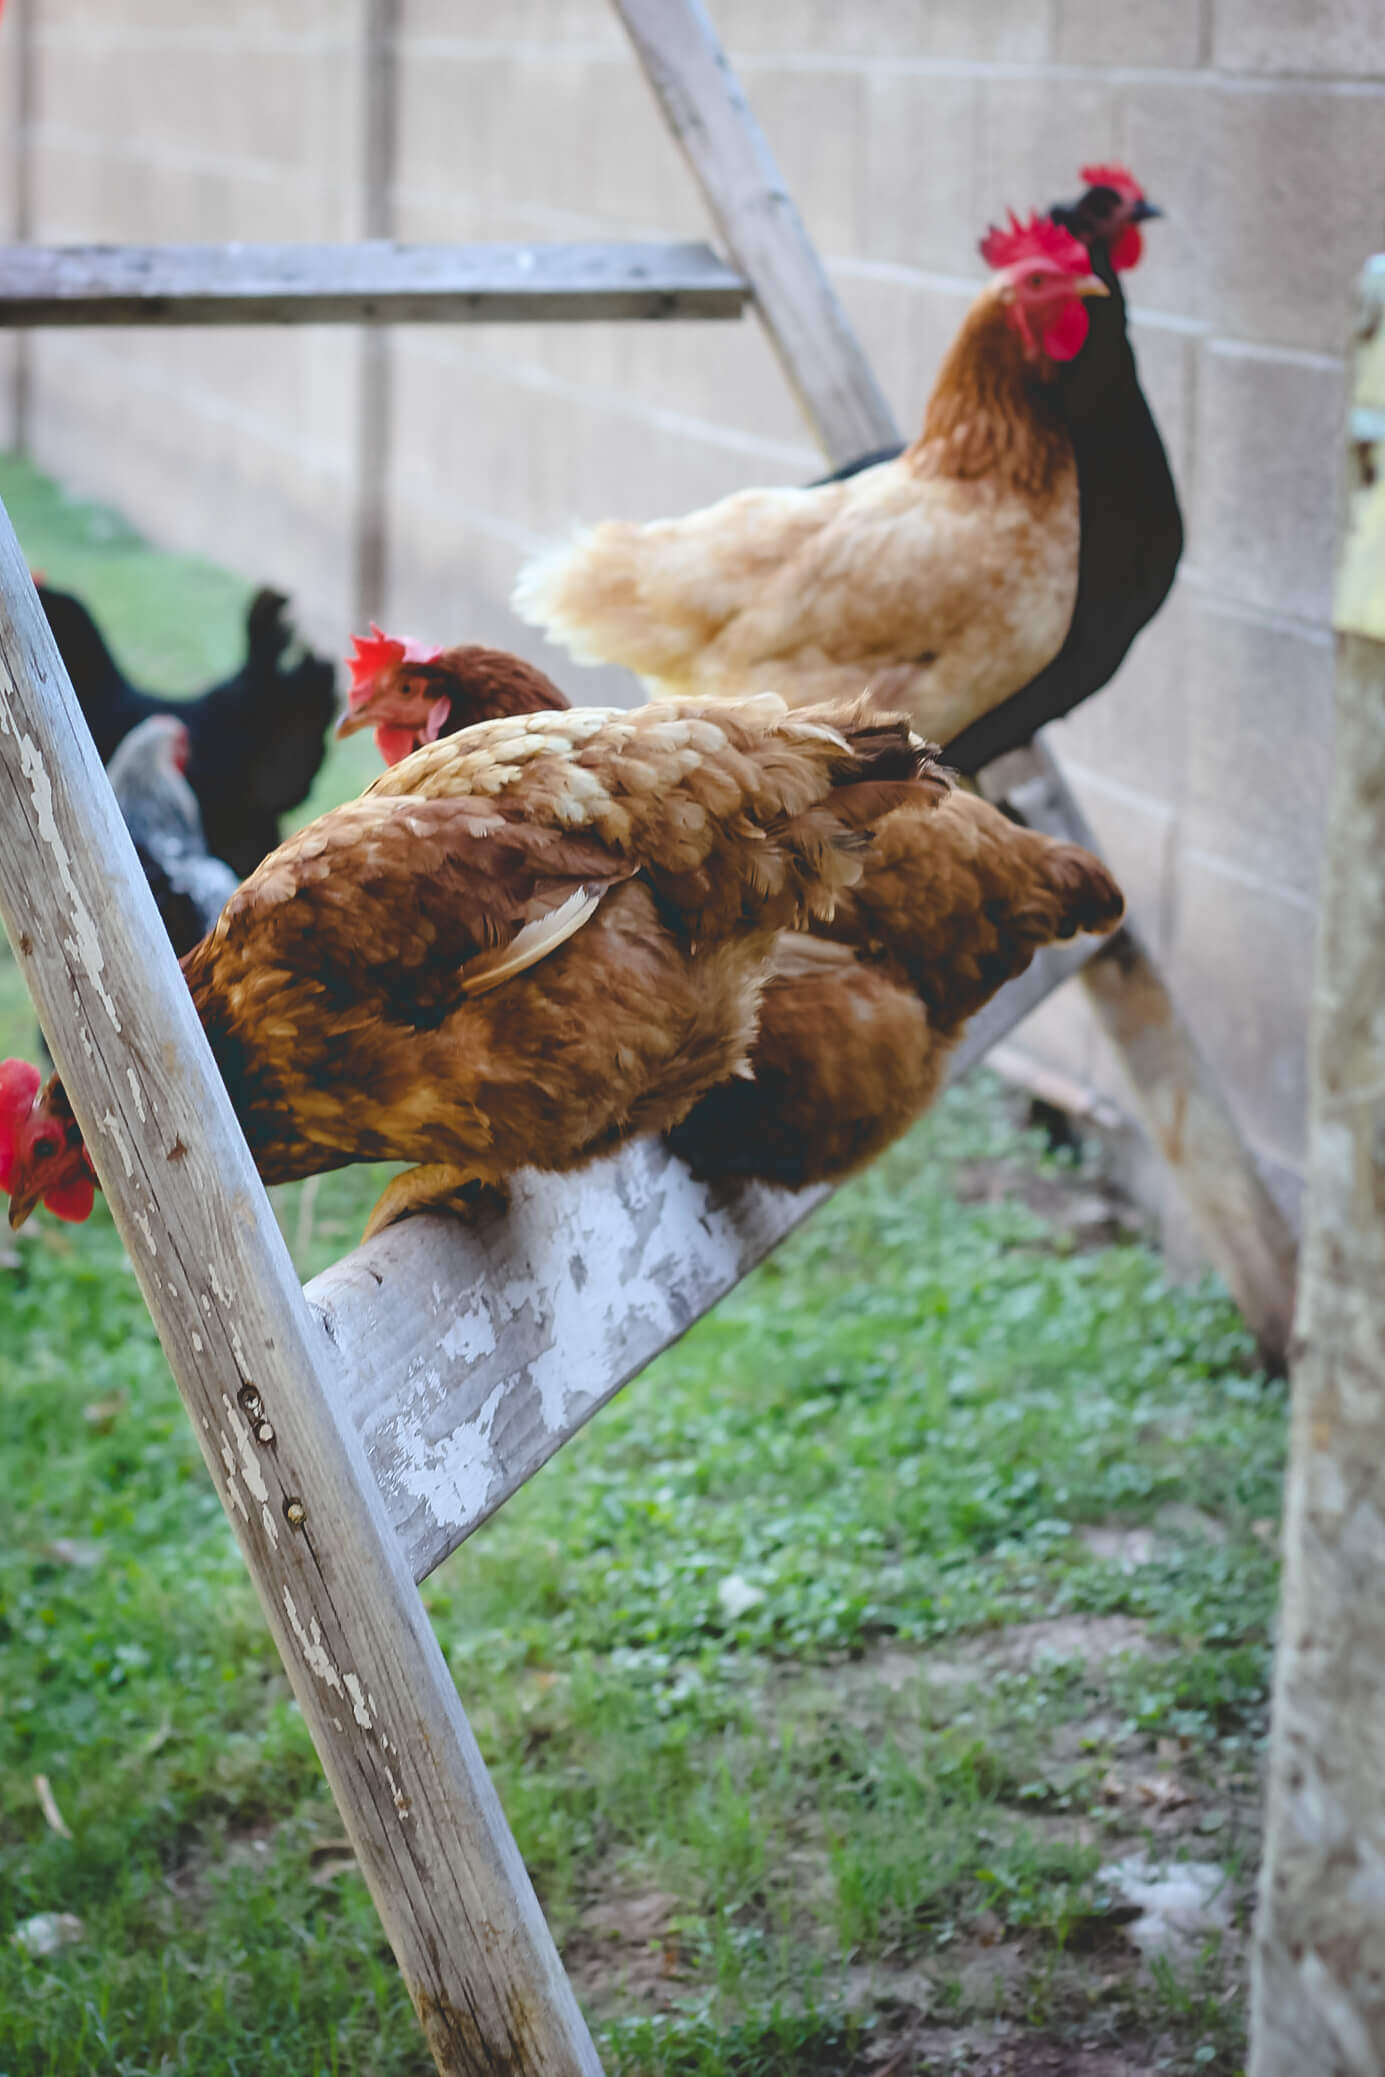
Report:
375,724,420,767
1041,299,1091,363
44,1174,95,1223
1110,224,1143,273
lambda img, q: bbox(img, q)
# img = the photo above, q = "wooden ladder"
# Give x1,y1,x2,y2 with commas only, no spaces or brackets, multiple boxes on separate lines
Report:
0,4,1298,2070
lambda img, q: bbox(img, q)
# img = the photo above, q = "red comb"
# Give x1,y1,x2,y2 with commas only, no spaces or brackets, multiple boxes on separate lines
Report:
0,1057,41,1120
0,1058,41,1195
1079,162,1144,202
348,624,408,692
979,211,1091,277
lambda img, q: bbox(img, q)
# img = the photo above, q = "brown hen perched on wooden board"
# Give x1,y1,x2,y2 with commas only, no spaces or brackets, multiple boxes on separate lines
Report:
0,696,945,1241
512,216,1107,748
668,791,1125,1189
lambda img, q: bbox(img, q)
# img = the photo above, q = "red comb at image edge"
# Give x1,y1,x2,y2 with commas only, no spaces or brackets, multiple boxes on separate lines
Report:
979,211,1091,277
347,623,409,692
1079,161,1145,201
0,1057,97,1225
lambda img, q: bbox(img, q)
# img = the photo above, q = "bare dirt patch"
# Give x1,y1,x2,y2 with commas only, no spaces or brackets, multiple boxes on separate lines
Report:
951,1159,1143,1252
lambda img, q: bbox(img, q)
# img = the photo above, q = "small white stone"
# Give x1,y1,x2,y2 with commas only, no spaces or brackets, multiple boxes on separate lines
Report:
717,1574,764,1621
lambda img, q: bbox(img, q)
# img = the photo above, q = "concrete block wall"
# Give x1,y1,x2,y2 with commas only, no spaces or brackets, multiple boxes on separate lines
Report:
3,0,1381,1243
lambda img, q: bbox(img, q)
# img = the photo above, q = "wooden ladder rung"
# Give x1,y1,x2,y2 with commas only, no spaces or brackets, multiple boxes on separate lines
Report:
0,239,751,327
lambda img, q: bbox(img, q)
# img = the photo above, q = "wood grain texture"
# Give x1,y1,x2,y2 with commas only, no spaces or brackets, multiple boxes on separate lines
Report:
614,0,896,465
1251,282,1385,2066
1250,635,1385,2077
982,740,1298,1372
311,932,1101,1587
1336,256,1385,643
0,502,601,2076
0,239,748,326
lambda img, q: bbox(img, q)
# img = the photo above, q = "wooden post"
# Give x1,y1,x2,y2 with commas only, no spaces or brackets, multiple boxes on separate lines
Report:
4,0,35,446
0,501,602,2076
612,0,896,461
354,0,399,625
614,0,1297,1367
1249,257,1385,2076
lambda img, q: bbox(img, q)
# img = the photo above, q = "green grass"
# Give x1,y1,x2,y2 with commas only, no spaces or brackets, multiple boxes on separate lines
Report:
0,457,1281,2075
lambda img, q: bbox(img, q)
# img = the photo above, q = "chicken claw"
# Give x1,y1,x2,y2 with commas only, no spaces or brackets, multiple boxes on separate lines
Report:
361,1167,509,1243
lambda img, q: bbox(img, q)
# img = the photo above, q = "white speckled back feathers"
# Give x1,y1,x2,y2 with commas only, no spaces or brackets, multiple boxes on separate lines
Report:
179,695,946,1231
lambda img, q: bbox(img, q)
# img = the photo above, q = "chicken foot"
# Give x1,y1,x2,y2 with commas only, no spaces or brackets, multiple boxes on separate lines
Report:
361,1165,510,1243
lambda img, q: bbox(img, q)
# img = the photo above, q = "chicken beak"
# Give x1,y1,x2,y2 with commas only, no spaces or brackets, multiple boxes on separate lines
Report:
8,1186,39,1232
1130,199,1162,222
1074,273,1110,299
334,703,371,740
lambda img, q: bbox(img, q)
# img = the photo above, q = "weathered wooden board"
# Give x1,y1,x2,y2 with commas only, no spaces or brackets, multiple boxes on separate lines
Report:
1251,270,1385,2066
614,0,897,463
312,932,1101,1586
982,741,1299,1370
0,504,601,2077
0,239,749,326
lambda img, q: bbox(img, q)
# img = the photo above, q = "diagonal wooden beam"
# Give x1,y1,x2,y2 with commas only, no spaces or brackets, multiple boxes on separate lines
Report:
615,0,1296,1369
0,502,601,2077
0,239,749,327
613,0,895,459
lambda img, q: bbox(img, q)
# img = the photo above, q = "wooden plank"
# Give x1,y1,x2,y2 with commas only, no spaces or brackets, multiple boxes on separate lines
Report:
980,741,1298,1372
1251,280,1385,2063
1249,633,1385,2074
352,0,400,622
0,504,602,2077
0,239,749,326
312,932,1103,1587
5,0,35,442
613,0,897,463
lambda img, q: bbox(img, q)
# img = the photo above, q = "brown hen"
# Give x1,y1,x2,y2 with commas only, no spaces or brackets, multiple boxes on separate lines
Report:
668,791,1124,1188
1,697,945,1240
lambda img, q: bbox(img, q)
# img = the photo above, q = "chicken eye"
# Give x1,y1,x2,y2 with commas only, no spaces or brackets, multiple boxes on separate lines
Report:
32,1136,57,1161
1026,271,1047,291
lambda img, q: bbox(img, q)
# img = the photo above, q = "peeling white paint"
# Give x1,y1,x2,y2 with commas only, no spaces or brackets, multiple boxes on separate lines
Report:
343,1673,373,1730
439,1310,497,1365
191,1332,204,1354
281,1587,344,1696
260,1504,279,1545
124,1066,147,1121
132,1209,158,1257
221,1392,269,1507
394,1377,508,1531
384,1764,412,1819
217,1434,250,1520
99,1111,136,1179
0,717,121,1030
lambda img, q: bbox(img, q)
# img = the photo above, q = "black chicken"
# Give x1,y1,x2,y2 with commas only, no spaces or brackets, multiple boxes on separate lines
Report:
37,582,338,877
811,163,1183,776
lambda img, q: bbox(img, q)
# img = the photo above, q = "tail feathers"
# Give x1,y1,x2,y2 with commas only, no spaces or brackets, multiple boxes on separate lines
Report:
512,524,696,677
1047,845,1125,939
